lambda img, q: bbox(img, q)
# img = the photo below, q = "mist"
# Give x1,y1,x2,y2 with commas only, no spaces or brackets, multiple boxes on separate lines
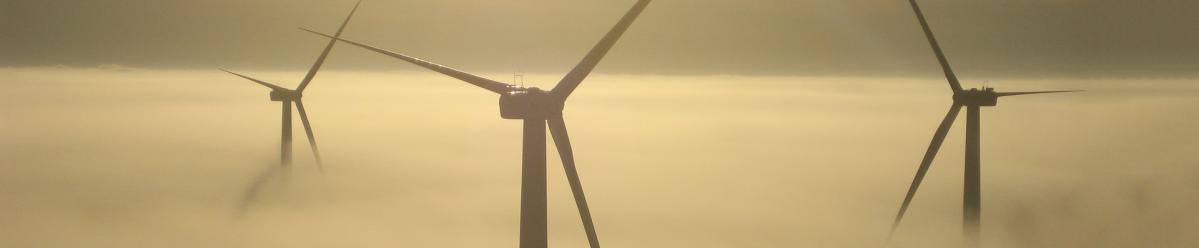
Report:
1,67,1196,247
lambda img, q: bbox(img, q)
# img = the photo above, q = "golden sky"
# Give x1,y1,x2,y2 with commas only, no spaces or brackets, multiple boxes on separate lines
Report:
4,0,1199,77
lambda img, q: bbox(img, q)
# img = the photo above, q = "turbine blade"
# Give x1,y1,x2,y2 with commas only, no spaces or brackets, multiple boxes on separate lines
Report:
295,100,324,172
551,0,652,102
548,116,601,248
907,0,963,93
236,163,283,217
296,0,363,92
219,69,289,91
996,90,1082,97
886,103,963,243
301,28,513,94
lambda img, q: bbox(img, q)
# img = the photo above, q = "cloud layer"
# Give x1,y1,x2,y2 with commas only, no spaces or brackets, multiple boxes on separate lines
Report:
1,68,1197,247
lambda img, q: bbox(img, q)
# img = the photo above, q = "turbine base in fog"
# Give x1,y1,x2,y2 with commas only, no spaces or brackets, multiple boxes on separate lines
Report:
887,1,1081,247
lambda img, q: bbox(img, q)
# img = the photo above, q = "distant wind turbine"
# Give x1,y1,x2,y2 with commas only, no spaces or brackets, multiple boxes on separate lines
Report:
221,0,361,214
885,0,1080,247
303,1,651,247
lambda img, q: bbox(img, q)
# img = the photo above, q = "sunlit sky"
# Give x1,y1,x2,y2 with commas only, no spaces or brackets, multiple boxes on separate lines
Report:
4,0,1199,77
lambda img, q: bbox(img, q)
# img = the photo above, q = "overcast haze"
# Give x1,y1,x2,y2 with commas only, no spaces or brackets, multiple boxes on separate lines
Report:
4,0,1199,77
2,1,1199,247
2,67,1198,247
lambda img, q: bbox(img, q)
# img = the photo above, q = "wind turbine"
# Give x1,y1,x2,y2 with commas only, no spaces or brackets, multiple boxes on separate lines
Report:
886,0,1080,247
220,0,361,212
303,1,651,247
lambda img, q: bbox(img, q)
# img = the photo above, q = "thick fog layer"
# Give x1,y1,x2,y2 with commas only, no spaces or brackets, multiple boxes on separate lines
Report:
1,67,1196,247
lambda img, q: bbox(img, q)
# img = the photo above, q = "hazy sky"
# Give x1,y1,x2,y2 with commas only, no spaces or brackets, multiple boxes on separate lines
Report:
4,0,1199,77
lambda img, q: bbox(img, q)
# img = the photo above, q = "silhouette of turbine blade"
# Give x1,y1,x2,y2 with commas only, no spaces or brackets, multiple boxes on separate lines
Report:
301,28,513,94
550,0,652,102
997,90,1082,97
548,116,601,248
297,0,362,92
907,0,962,93
887,103,963,243
295,100,324,172
236,163,284,217
219,69,289,91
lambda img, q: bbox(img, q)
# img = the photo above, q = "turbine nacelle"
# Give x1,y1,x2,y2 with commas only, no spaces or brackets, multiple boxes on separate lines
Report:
952,87,998,106
499,86,564,119
270,89,302,102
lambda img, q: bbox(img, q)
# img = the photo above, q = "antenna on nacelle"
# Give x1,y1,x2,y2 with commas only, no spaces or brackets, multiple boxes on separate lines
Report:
514,70,525,88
